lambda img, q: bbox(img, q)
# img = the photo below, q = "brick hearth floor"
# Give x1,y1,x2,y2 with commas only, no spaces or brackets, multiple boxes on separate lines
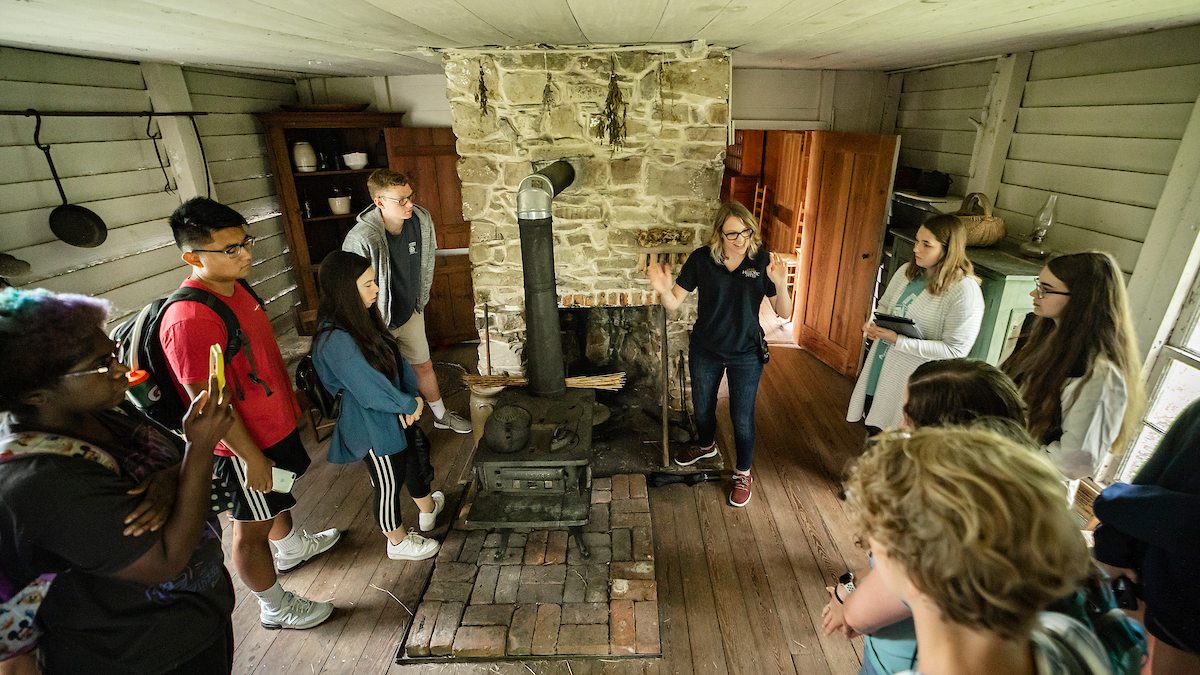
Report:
400,474,661,660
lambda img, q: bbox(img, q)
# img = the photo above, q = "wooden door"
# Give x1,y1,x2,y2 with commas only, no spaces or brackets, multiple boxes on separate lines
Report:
793,131,899,378
385,127,476,346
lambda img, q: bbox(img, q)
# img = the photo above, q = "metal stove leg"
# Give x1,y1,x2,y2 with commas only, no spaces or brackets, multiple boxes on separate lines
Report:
493,529,512,560
569,525,590,559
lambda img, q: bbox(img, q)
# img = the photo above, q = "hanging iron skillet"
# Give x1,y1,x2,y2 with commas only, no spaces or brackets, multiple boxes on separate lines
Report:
29,110,107,247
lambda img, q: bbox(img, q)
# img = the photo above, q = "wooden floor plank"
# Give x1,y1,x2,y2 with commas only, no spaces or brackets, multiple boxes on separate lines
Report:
694,485,770,675
668,487,728,674
649,488,694,675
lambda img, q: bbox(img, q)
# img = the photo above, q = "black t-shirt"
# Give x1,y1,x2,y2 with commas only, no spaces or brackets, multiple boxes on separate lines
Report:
386,215,422,328
676,245,776,358
0,409,234,673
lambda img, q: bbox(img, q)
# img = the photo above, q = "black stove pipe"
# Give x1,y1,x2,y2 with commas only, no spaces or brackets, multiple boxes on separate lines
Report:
516,160,576,398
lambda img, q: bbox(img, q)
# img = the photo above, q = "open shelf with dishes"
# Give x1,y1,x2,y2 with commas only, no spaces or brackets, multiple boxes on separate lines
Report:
256,111,405,333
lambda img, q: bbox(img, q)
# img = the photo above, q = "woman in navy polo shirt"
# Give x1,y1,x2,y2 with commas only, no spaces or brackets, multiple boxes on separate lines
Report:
647,202,791,507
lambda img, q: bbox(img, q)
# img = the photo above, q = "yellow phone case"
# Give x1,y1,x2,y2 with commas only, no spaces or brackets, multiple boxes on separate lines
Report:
209,344,225,392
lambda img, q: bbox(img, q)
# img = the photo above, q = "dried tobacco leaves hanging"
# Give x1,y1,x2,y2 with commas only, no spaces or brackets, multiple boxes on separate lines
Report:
596,55,627,149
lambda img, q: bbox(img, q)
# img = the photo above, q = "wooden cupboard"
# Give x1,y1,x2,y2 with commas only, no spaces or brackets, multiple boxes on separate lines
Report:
258,114,476,344
257,111,405,334
753,130,899,378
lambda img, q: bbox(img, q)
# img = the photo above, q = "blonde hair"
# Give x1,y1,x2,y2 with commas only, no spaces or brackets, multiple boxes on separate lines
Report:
906,214,975,296
366,169,411,199
706,202,762,264
844,427,1089,639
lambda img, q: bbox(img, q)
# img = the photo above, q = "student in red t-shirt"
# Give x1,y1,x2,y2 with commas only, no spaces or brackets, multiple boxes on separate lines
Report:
161,198,339,631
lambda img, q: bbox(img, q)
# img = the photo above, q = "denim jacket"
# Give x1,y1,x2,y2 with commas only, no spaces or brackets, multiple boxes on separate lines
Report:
312,327,420,464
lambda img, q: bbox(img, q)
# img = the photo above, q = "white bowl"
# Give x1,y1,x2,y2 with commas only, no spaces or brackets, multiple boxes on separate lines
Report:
343,152,369,170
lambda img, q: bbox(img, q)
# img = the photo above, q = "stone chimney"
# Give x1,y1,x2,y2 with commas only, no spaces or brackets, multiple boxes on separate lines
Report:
444,46,730,381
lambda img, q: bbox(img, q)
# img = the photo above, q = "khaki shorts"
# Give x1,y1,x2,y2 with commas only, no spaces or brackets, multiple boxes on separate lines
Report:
390,310,432,364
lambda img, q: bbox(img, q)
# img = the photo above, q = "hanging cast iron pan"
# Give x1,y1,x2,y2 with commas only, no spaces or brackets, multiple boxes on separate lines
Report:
30,110,107,247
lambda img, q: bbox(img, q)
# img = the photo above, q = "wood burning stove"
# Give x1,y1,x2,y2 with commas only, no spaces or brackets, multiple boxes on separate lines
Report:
463,160,594,558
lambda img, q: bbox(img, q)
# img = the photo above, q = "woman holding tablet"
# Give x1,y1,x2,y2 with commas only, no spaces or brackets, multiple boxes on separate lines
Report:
847,215,984,434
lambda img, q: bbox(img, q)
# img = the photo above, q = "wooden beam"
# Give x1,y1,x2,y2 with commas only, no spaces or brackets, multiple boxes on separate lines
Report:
139,62,210,200
1127,88,1200,364
965,52,1031,202
880,72,902,135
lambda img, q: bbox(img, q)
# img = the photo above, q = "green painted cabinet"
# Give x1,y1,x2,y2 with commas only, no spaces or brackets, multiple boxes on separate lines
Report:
889,228,1043,365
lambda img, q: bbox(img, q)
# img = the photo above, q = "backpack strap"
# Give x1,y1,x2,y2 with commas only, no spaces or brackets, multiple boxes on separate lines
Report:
0,431,120,473
159,281,272,399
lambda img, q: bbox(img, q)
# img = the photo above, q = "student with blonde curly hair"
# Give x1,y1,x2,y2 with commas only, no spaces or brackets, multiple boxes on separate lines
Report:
843,427,1109,674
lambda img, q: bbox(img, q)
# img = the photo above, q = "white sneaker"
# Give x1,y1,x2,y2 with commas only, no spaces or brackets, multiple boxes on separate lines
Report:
259,590,334,630
274,528,342,573
433,410,472,434
419,491,445,532
387,530,440,561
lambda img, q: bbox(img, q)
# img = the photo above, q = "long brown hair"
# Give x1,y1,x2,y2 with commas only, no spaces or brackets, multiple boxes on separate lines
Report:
706,202,762,264
1001,252,1143,454
906,214,975,295
314,251,398,380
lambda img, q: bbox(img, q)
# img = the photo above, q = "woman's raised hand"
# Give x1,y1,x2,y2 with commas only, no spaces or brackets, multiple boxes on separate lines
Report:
645,262,673,296
766,252,788,285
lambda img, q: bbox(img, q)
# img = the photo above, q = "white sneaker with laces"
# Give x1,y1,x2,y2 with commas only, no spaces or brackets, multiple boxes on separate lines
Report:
387,530,440,561
259,590,334,630
433,410,472,434
274,527,342,573
419,491,445,532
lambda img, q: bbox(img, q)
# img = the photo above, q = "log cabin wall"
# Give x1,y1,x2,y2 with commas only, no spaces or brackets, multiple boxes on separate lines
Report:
0,47,301,337
993,25,1200,276
892,59,998,194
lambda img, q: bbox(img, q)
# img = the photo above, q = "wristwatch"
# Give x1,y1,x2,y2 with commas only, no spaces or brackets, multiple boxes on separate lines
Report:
834,571,856,603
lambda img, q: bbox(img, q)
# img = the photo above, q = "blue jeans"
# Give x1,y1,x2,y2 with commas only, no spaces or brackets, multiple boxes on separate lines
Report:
689,345,764,472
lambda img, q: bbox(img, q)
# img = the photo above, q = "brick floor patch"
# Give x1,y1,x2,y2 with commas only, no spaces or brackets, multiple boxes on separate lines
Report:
400,473,661,661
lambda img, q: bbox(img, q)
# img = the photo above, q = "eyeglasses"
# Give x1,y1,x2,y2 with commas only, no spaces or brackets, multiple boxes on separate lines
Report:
190,236,256,258
378,194,414,207
64,349,124,379
722,228,752,241
1033,280,1071,298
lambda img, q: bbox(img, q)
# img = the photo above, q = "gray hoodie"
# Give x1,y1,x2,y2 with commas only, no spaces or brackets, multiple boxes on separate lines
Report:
341,203,437,326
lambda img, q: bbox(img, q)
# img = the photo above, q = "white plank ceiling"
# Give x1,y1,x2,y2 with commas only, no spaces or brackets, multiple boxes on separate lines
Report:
0,0,1197,75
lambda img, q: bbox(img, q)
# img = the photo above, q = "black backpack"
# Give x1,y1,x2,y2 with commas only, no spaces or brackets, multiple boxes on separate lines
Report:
110,279,269,431
294,353,340,421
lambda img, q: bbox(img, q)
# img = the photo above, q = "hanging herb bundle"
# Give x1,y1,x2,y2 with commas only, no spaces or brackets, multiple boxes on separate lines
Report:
541,72,555,117
476,60,488,116
597,55,627,149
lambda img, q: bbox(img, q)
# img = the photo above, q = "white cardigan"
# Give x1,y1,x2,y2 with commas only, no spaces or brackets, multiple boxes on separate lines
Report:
847,263,985,430
1045,358,1128,479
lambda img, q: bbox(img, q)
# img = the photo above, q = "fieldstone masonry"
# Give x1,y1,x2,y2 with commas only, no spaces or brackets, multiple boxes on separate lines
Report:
443,47,731,384
402,474,660,660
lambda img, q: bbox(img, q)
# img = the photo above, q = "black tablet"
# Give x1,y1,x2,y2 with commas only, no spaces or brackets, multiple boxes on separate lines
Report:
874,312,924,339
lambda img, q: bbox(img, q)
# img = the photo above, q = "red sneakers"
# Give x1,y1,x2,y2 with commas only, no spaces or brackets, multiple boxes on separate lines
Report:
729,473,753,507
674,443,719,467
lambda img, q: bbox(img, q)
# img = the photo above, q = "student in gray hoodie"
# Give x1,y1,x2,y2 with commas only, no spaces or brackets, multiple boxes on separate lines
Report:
341,169,471,434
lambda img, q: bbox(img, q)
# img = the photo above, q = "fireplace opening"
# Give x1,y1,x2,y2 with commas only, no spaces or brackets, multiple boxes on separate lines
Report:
557,305,695,475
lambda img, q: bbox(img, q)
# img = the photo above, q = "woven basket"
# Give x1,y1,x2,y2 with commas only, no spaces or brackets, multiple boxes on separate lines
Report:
954,192,1006,247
